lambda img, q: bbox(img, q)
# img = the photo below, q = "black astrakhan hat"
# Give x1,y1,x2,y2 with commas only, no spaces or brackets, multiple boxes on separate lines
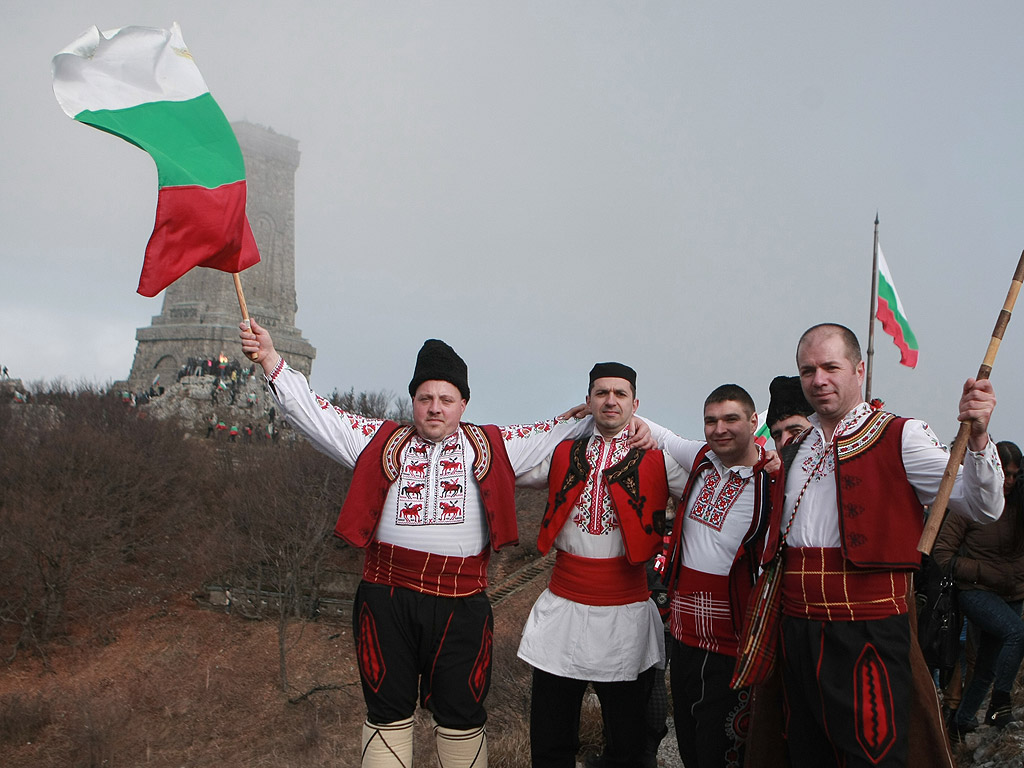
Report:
766,375,813,426
589,362,637,390
408,339,470,401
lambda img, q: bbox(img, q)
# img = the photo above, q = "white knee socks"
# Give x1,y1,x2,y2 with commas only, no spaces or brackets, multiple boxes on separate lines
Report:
361,717,414,768
434,723,488,768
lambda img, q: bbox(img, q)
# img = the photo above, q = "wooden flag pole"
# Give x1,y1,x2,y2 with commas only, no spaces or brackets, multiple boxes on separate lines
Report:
233,273,259,361
918,250,1024,554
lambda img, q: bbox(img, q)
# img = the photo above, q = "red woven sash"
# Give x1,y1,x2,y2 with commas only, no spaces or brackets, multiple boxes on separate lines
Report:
781,547,909,621
548,550,649,606
363,540,490,598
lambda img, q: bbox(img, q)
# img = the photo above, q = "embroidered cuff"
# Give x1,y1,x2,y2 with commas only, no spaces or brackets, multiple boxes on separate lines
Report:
266,358,286,383
967,438,1001,470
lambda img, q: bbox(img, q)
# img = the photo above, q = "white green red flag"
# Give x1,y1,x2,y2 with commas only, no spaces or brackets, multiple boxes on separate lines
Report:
51,23,259,297
875,245,919,368
754,408,770,447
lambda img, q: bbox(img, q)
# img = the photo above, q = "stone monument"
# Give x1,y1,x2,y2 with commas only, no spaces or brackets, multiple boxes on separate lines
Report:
127,122,315,388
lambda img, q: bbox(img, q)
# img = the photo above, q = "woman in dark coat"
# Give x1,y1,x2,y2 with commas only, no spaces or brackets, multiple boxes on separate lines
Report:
933,440,1024,737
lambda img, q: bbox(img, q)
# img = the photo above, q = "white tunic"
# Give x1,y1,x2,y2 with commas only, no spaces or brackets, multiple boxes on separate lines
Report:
516,426,666,682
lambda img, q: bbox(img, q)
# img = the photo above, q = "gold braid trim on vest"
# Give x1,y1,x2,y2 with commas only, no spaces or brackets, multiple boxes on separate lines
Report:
837,410,896,462
381,425,416,482
463,423,494,483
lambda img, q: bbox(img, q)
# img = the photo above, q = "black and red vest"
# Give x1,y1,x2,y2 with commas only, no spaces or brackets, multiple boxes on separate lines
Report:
771,410,923,570
334,421,519,551
539,438,668,565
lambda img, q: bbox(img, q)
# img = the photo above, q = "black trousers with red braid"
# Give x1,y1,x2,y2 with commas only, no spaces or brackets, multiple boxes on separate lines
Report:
353,581,493,728
780,614,912,768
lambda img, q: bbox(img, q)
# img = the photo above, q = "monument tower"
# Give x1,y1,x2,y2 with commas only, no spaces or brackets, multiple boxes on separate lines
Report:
127,122,315,387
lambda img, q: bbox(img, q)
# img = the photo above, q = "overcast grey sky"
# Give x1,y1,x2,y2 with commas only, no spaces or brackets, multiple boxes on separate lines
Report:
3,2,1024,440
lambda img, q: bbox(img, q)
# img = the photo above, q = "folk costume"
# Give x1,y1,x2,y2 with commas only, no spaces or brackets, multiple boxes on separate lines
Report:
517,424,669,768
264,341,590,768
768,402,1003,768
658,437,778,768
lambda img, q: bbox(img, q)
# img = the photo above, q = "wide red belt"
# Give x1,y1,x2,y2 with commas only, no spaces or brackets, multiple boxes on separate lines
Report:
548,550,649,606
781,547,909,621
363,540,490,598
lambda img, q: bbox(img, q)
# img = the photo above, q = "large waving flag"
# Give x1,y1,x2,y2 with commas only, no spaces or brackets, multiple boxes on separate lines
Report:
875,245,919,368
52,23,259,297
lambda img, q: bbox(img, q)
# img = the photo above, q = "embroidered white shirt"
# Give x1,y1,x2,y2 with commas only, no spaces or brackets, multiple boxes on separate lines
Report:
784,402,1004,548
265,362,591,556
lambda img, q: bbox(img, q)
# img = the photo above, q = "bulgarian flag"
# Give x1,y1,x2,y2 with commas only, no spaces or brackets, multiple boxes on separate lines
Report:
51,23,259,297
754,408,770,447
876,245,919,368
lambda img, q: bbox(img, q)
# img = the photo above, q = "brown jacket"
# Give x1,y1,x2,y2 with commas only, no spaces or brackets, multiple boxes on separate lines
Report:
932,504,1024,601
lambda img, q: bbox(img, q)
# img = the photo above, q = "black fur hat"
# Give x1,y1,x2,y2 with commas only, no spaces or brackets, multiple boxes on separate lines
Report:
767,375,813,427
408,339,470,401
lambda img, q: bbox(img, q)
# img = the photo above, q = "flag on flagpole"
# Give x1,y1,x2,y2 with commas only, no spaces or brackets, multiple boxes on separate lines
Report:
876,245,919,368
52,23,260,297
754,408,770,447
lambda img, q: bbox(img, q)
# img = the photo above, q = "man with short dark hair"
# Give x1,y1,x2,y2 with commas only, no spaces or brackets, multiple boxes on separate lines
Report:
517,362,670,768
653,383,778,768
769,322,1003,767
240,321,644,768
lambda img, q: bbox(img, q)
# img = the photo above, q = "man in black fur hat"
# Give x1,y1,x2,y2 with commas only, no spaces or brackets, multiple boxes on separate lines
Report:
766,375,813,450
240,321,649,768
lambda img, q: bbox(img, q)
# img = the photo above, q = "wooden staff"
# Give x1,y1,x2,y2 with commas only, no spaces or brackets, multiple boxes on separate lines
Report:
918,250,1024,554
233,272,259,361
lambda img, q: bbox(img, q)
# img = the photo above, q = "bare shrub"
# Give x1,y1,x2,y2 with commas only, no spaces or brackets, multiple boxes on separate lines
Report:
0,389,208,660
218,441,348,691
0,692,52,746
327,387,410,422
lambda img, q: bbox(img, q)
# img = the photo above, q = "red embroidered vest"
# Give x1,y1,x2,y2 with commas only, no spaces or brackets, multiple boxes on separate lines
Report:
772,411,922,569
334,421,519,551
834,412,922,569
539,438,668,565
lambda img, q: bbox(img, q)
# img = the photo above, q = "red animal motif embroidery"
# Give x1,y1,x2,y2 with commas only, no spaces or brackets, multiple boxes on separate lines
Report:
439,501,462,521
399,503,423,523
409,443,428,456
402,482,425,498
407,461,428,476
441,442,459,453
441,480,462,497
439,459,462,473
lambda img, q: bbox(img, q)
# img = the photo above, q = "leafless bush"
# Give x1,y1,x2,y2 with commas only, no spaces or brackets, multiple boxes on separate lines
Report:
327,387,410,422
0,389,211,660
218,441,348,691
0,692,52,746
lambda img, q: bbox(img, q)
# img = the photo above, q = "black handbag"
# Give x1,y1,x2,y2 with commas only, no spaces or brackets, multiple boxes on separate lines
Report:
920,570,961,688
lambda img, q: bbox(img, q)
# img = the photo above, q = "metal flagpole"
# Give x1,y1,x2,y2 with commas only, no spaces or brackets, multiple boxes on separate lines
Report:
865,214,880,402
